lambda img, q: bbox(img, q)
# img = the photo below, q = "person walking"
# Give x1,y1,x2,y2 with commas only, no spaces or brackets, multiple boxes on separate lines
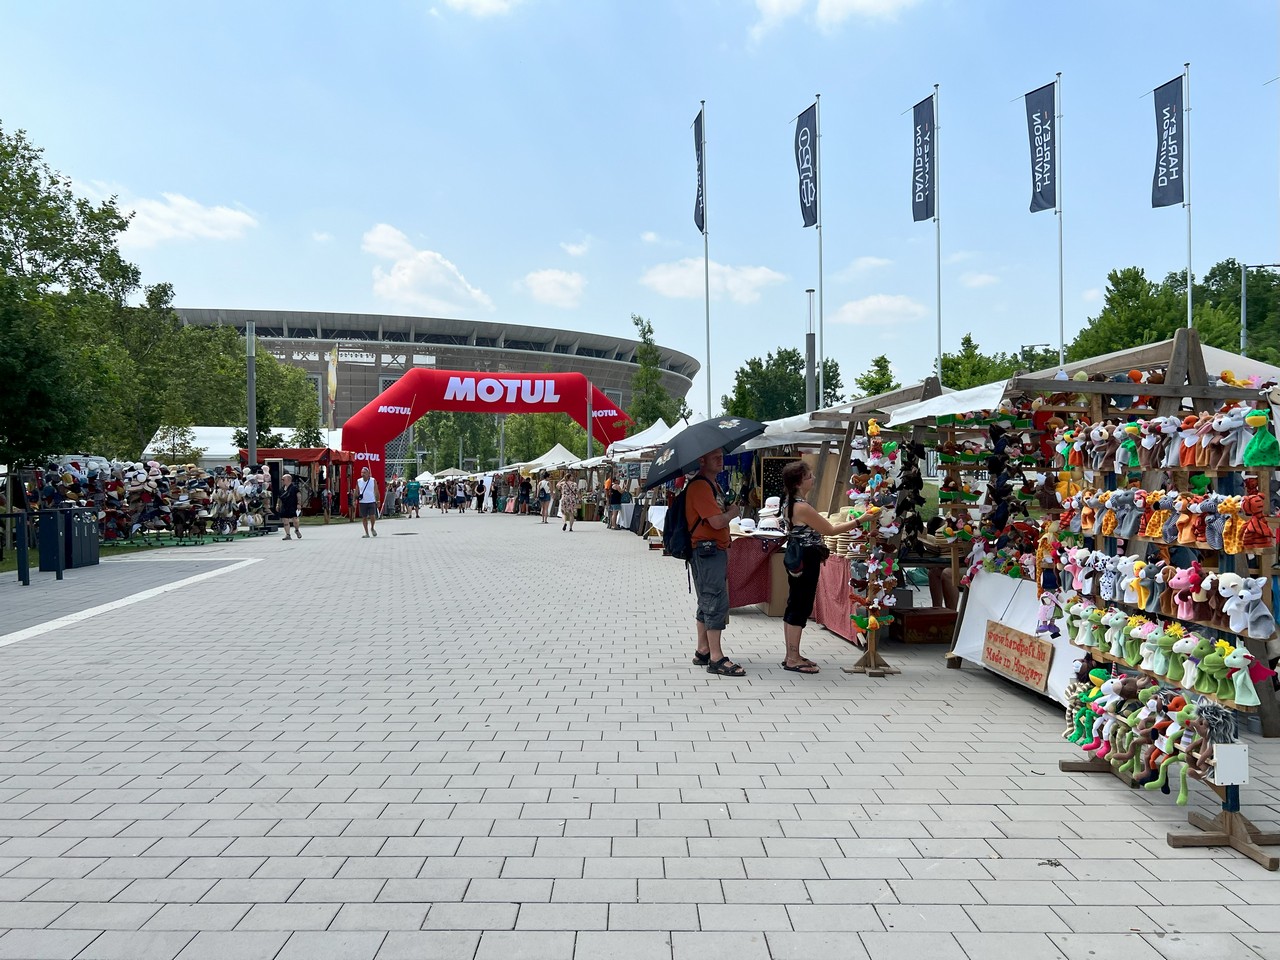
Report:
778,460,863,673
357,466,379,538
537,472,552,524
277,473,302,541
518,475,533,515
607,478,623,529
405,477,421,518
557,472,579,532
686,448,744,677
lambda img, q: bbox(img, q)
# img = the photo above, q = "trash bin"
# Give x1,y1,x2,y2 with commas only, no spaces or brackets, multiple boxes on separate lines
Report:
37,511,64,572
37,509,100,572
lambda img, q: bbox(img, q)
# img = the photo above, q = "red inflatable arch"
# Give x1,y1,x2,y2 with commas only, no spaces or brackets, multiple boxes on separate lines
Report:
341,369,632,475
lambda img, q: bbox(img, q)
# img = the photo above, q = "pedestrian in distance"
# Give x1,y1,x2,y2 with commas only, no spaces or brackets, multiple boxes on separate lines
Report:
686,448,744,676
778,460,862,674
357,466,379,538
277,473,301,540
405,477,421,518
518,475,532,515
607,477,623,529
558,472,579,531
537,472,552,524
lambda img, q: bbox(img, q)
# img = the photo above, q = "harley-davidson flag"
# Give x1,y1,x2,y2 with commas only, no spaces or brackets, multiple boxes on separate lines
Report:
1151,76,1184,208
1025,83,1056,213
693,107,706,234
911,96,935,222
794,102,818,228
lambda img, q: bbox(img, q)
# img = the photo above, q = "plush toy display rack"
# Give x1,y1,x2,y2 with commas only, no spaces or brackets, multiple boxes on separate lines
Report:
1025,330,1280,868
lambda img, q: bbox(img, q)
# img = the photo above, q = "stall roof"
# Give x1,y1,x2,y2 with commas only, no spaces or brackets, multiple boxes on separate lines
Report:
608,419,676,454
745,379,951,448
144,426,343,463
521,443,581,471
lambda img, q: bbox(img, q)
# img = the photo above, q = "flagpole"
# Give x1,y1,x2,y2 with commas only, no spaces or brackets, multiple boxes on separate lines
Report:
933,84,942,382
815,93,825,406
701,99,712,416
1184,63,1192,329
1056,72,1065,370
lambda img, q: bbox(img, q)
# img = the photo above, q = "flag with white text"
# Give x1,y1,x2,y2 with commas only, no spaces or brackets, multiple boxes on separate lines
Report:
911,96,935,222
1024,82,1056,213
795,103,818,228
1151,76,1184,208
693,108,706,234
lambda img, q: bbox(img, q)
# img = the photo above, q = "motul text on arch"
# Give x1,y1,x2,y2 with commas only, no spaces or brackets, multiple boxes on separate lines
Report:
443,376,562,404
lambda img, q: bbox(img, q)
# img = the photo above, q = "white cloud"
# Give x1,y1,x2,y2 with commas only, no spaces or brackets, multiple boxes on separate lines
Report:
118,192,257,249
960,271,999,288
1082,287,1102,303
440,0,522,15
751,0,917,39
361,223,494,314
944,250,978,264
750,0,807,41
815,0,920,28
640,231,661,244
830,293,927,326
640,258,785,304
523,269,586,308
311,231,333,243
560,237,591,257
837,255,892,280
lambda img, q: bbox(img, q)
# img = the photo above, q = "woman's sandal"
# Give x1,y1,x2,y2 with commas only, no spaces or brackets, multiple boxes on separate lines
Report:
781,661,820,674
693,651,711,666
707,657,746,677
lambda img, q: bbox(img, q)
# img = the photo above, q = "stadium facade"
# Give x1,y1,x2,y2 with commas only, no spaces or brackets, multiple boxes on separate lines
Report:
177,309,699,427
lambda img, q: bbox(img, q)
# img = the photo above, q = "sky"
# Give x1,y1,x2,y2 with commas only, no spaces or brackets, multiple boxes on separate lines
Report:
4,0,1279,419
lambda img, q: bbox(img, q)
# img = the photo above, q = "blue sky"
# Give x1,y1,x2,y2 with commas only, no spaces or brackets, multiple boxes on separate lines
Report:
4,0,1278,418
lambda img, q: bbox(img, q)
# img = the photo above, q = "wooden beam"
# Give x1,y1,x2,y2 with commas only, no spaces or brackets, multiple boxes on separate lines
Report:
826,418,857,515
1008,377,1261,402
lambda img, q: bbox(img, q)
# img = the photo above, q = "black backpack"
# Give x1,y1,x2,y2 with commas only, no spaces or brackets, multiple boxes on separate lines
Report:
662,476,710,561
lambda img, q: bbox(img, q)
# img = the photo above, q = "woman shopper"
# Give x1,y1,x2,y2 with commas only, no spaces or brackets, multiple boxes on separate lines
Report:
557,472,579,531
537,472,553,524
779,460,863,674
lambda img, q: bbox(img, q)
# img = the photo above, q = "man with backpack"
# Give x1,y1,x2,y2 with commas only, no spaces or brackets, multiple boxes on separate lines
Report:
683,448,744,677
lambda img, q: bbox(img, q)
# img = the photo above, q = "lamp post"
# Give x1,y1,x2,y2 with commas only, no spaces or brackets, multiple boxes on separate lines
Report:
805,288,816,412
1241,263,1280,355
246,320,257,470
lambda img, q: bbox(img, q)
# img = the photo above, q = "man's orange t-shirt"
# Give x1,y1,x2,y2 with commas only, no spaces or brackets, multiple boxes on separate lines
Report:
685,476,729,548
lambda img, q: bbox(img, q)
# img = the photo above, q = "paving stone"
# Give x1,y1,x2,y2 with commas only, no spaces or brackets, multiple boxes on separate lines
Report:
572,931,672,959
474,931,576,960
374,931,480,959
235,902,341,930
172,931,290,960
275,931,386,960
670,931,770,960
516,903,608,930
766,931,870,959
0,928,101,959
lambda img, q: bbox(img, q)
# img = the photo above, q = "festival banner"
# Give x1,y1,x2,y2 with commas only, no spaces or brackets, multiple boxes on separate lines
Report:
911,96,935,222
1151,76,1184,208
326,345,339,431
1024,82,1056,213
693,107,706,234
794,102,818,228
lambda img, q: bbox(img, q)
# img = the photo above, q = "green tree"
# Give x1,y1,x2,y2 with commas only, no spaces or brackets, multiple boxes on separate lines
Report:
851,355,900,399
289,396,325,447
0,278,86,464
721,349,843,421
627,314,691,430
938,334,1051,389
0,122,139,300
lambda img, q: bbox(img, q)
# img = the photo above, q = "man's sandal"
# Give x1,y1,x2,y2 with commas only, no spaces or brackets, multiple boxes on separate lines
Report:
693,651,711,666
707,658,745,677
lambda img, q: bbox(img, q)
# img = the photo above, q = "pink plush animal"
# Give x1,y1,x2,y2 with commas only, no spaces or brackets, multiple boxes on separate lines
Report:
1167,563,1203,622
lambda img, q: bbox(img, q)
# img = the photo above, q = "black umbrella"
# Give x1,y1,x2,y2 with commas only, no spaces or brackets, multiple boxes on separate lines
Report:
642,416,766,490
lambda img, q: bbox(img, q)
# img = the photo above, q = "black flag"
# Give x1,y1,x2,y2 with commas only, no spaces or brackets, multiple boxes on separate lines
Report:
1151,76,1184,208
1024,83,1056,213
794,103,818,228
911,96,935,222
693,108,706,234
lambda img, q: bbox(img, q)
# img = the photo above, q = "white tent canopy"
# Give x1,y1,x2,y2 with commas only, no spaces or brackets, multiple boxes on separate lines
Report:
746,380,954,446
607,419,679,455
414,471,435,484
885,381,1010,428
521,443,581,472
143,426,344,468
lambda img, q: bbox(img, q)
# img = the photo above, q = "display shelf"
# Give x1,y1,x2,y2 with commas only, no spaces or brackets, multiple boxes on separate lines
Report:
1067,639,1259,712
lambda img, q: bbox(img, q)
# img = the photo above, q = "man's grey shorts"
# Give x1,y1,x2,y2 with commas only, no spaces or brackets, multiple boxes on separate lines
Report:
359,502,377,518
690,544,730,631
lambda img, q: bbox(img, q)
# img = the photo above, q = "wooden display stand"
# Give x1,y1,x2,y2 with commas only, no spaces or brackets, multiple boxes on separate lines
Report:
1168,786,1280,871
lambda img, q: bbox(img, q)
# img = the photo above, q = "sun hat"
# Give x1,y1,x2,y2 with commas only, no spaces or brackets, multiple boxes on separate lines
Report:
754,516,786,538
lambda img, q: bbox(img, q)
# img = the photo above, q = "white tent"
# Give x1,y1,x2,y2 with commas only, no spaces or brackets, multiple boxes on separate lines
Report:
886,338,1280,428
414,470,435,484
607,419,676,455
142,426,344,468
521,443,581,472
745,380,953,446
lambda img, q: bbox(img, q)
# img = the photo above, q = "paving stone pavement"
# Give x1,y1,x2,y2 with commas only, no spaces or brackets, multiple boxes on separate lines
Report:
0,510,1278,960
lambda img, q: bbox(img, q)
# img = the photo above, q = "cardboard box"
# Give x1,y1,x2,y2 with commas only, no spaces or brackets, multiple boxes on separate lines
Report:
889,606,957,645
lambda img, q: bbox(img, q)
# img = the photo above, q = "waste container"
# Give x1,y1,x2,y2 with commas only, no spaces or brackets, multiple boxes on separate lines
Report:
37,511,64,572
37,509,100,572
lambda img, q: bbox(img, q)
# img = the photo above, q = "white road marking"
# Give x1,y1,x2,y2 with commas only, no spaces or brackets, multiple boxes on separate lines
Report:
0,558,263,648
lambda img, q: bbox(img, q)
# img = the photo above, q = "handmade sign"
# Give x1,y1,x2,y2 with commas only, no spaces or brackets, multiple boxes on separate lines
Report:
982,619,1054,692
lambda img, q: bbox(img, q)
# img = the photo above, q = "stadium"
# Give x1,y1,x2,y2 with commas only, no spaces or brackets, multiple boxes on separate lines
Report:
176,309,699,427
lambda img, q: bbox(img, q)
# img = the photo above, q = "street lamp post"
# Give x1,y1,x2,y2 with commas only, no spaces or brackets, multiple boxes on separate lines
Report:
1241,263,1280,356
805,288,816,412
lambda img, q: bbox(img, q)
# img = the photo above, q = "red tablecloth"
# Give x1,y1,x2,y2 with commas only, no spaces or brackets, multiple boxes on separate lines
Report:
812,554,857,642
727,537,781,608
